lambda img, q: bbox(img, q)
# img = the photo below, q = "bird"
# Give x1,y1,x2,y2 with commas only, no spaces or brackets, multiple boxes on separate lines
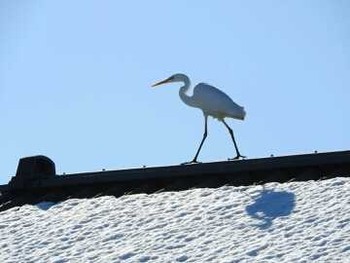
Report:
152,73,246,164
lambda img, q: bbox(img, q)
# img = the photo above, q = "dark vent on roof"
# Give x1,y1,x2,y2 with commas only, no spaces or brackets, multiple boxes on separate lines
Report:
9,156,56,189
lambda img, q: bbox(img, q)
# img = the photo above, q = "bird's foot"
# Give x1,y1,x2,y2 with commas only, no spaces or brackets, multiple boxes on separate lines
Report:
228,154,246,161
181,160,201,165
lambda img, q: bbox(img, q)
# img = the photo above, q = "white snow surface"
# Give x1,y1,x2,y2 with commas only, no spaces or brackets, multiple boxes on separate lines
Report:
1,177,350,263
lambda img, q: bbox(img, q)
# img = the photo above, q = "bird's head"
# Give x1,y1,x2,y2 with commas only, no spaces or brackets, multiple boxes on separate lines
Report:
152,73,189,87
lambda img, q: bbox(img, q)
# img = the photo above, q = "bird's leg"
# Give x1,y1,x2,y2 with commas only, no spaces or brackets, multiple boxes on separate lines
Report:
182,116,208,165
192,115,208,162
222,120,245,160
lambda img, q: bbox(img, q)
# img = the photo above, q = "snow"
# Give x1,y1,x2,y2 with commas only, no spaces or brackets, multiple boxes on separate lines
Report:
0,177,350,262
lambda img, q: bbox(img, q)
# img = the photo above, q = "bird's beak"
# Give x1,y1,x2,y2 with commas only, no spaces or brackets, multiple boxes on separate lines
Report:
151,78,171,88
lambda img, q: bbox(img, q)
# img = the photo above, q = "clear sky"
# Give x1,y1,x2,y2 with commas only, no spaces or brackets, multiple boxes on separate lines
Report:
1,1,349,184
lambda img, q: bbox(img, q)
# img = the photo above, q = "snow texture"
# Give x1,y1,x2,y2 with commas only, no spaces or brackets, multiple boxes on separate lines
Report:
0,177,349,262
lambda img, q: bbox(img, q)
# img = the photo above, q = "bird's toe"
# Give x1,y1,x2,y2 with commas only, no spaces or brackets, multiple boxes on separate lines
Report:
228,155,246,161
181,160,201,165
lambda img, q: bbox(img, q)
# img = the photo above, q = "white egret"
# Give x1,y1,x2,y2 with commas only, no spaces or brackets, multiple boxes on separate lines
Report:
152,73,246,163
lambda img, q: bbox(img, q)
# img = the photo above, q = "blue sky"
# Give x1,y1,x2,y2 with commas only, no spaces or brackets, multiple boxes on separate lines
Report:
1,1,349,184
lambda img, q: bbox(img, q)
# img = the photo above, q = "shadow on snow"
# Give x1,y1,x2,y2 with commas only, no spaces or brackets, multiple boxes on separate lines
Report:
245,188,295,230
36,201,57,211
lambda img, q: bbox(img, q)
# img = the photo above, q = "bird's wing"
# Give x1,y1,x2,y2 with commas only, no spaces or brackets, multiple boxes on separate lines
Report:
192,83,245,120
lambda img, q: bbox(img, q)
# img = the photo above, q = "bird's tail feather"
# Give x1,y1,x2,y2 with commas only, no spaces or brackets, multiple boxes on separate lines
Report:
231,107,246,120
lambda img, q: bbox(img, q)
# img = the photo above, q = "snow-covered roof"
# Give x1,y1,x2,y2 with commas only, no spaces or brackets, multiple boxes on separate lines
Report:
1,177,349,262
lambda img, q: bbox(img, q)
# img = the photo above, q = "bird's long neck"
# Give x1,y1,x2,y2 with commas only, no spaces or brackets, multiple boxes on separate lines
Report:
179,76,196,107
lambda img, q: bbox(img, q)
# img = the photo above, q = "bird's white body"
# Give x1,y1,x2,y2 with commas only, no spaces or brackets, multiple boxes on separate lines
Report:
183,82,246,121
152,73,246,162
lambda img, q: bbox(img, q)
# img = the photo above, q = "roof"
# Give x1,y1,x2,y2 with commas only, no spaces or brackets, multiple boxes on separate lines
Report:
1,150,350,211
